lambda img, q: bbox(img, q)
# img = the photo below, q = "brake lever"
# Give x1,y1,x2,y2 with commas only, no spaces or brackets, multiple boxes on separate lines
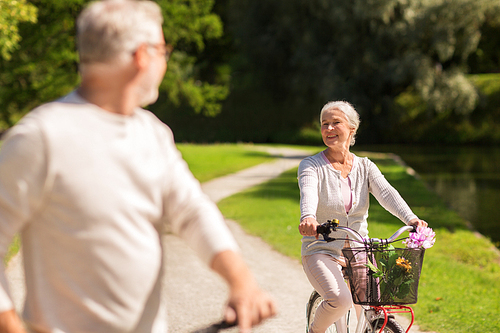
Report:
315,219,340,243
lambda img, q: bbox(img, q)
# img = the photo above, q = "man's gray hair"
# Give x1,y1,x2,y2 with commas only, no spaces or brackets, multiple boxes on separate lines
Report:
320,101,361,146
77,0,163,64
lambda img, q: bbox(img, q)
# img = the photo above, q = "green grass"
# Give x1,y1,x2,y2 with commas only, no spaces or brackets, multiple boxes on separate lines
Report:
176,143,321,182
217,168,303,258
3,235,20,264
469,73,500,96
218,149,500,333
0,141,19,265
176,143,275,182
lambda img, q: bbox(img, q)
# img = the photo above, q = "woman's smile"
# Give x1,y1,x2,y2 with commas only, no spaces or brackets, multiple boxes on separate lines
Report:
321,109,351,148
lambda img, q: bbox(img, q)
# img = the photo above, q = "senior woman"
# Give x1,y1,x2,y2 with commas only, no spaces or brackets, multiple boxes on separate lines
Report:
298,101,427,333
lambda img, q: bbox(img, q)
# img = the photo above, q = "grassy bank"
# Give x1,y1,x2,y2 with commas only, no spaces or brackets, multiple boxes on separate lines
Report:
217,149,500,333
176,143,275,182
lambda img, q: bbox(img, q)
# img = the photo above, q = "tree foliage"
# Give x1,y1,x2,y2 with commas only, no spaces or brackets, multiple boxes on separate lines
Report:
155,0,229,118
0,0,228,129
0,0,37,60
2,0,499,144
0,0,80,128
467,6,500,74
224,0,500,143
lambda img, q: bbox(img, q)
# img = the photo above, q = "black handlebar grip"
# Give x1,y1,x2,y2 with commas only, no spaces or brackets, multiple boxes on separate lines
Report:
316,223,331,235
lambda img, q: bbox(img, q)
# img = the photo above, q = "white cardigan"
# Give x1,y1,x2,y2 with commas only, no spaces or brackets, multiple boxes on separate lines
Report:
0,92,238,333
298,152,417,257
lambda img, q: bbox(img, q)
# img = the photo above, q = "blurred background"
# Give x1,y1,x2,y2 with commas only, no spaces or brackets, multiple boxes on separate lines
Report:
2,0,500,145
1,0,500,244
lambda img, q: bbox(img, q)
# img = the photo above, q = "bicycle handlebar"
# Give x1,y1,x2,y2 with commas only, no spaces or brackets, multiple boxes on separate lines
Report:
309,219,416,249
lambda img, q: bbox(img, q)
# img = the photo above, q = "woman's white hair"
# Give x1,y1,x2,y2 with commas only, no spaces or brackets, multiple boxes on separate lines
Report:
77,0,163,65
320,101,360,146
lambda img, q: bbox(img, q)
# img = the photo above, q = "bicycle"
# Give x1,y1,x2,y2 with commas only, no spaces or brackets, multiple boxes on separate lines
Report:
305,219,425,333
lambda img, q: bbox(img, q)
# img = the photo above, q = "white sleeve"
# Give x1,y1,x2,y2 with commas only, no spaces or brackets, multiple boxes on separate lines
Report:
161,131,238,265
298,158,319,221
367,160,417,225
0,118,49,311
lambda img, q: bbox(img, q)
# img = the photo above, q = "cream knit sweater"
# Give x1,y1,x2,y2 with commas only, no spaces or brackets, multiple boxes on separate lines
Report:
299,152,418,257
0,92,238,333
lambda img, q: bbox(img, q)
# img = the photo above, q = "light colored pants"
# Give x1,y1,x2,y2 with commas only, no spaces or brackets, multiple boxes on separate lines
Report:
303,253,353,333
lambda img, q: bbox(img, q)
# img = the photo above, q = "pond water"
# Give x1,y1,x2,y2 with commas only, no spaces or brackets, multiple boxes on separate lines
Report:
358,145,500,246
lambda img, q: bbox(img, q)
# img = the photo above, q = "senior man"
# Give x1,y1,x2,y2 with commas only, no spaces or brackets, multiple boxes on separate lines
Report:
0,1,276,332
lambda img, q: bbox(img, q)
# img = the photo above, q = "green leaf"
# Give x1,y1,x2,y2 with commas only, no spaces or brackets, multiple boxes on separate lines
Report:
380,281,387,295
394,276,404,286
365,260,380,274
396,280,413,299
388,253,398,268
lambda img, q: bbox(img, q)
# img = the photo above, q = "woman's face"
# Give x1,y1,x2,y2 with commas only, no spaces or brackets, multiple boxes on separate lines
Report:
321,109,353,149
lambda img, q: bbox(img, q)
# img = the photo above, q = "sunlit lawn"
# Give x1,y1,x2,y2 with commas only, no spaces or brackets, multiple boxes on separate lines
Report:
176,143,275,182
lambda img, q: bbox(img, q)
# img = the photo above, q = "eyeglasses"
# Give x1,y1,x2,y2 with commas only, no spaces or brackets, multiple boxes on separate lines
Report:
133,43,173,62
147,43,173,61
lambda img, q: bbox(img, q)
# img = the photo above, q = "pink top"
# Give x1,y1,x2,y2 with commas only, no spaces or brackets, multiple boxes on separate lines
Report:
321,151,352,213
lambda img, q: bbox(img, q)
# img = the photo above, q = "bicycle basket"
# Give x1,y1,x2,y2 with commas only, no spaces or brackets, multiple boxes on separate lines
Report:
342,246,425,306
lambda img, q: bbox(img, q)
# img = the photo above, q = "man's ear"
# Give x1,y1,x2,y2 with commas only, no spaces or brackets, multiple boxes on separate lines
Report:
133,43,150,69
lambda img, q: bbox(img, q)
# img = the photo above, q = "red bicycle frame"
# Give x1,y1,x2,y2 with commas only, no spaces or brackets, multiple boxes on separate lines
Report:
369,305,414,333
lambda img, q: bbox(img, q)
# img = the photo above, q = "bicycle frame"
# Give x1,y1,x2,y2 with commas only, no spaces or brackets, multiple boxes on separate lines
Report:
307,219,417,333
359,305,414,333
372,305,414,333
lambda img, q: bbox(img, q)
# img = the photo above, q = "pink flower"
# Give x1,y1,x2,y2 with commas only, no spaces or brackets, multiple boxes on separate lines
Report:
403,226,436,249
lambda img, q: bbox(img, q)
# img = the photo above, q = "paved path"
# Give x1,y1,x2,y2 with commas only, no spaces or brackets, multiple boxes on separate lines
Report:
6,147,429,332
165,148,313,332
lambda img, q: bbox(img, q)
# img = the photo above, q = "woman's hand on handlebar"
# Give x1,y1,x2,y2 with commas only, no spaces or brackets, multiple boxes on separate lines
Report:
299,217,320,239
408,218,428,228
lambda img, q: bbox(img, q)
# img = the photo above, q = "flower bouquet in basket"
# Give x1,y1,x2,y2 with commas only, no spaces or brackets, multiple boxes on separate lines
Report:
365,226,435,305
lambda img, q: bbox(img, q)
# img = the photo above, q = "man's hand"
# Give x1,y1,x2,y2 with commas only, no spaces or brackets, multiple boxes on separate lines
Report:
211,250,277,332
298,217,320,239
0,309,27,333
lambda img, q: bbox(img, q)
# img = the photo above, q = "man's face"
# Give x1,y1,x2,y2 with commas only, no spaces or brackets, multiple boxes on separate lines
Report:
139,28,168,107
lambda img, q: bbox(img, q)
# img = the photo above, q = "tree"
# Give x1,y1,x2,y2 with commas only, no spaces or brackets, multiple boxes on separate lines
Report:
467,5,500,74
0,0,37,60
0,0,79,129
223,0,500,143
153,0,229,118
0,0,228,129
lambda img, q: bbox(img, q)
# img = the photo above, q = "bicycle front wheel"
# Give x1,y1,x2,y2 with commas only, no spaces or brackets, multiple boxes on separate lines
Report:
364,317,405,333
306,291,342,333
